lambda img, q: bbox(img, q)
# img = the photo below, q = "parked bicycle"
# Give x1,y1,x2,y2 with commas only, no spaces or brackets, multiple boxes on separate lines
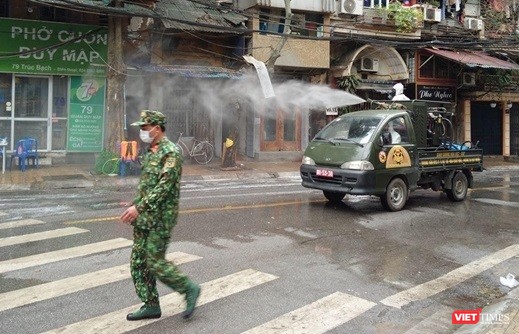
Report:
101,157,122,176
176,132,214,165
101,141,141,176
101,156,142,176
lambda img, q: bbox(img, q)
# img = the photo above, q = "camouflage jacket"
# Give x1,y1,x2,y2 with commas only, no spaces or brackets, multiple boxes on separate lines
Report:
133,137,182,231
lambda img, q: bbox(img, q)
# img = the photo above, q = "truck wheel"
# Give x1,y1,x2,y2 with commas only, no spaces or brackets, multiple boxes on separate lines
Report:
446,172,468,201
323,191,345,203
380,177,408,212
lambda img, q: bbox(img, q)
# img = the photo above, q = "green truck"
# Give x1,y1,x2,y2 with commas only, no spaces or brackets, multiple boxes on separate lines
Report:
300,100,483,211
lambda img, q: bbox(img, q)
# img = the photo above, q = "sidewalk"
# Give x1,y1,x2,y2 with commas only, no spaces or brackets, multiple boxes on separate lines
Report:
0,159,303,191
455,287,519,334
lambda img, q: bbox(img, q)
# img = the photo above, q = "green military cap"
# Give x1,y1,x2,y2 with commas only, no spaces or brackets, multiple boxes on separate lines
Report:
131,110,167,126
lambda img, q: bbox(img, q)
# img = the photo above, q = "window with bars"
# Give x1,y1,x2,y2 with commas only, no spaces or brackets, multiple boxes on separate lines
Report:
163,87,211,142
418,54,457,80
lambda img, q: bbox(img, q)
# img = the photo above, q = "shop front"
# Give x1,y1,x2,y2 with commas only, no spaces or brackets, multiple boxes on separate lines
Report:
418,48,519,157
0,18,107,164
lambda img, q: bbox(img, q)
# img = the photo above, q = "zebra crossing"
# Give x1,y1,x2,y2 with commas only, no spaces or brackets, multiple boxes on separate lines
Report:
242,292,377,334
1,217,518,333
44,269,279,334
0,252,202,313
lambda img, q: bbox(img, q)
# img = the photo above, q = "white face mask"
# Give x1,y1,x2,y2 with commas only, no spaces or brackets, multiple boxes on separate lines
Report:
139,129,154,143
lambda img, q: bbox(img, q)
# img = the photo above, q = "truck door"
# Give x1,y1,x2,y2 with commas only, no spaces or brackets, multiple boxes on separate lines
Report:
380,116,416,168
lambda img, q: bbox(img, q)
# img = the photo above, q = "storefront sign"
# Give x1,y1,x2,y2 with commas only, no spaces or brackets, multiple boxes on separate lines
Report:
67,77,105,152
325,107,339,116
416,85,455,102
0,18,107,76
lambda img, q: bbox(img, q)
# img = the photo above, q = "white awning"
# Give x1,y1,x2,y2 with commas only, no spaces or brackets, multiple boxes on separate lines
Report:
332,45,409,81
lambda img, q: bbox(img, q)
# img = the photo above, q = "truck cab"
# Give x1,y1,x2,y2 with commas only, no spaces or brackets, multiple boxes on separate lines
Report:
300,102,483,211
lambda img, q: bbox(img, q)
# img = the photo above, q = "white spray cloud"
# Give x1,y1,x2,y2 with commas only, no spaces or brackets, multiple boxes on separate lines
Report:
191,71,365,117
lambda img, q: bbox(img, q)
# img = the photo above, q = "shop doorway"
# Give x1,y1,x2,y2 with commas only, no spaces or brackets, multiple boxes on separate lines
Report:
261,103,301,151
471,101,503,155
0,74,68,152
13,75,51,151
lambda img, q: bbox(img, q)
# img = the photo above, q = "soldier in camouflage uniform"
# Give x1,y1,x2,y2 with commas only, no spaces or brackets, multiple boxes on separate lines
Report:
120,110,201,321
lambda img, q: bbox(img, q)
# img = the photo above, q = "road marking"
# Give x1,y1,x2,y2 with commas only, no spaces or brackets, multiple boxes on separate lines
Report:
381,244,519,309
182,182,301,193
183,190,313,201
64,200,325,225
0,219,46,230
242,292,376,334
0,252,201,313
403,306,454,334
43,269,278,334
0,227,88,247
473,198,519,208
0,238,132,274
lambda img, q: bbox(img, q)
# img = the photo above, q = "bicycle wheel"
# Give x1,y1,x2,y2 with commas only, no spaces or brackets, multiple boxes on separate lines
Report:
176,141,186,157
102,158,120,175
193,141,214,164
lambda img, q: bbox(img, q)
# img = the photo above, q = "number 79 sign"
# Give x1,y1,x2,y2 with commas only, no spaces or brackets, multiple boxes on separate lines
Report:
67,76,106,152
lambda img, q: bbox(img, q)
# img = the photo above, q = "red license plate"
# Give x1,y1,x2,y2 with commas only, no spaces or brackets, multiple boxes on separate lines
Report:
316,169,333,178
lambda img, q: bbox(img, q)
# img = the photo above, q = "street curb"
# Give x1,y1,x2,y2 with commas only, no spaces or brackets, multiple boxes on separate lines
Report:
17,170,301,191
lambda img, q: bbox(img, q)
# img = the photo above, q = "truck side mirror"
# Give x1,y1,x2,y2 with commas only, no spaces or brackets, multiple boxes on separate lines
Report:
381,132,392,145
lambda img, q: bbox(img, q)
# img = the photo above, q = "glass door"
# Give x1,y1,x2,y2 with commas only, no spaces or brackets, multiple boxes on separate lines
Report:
14,75,51,151
261,103,301,151
0,74,12,149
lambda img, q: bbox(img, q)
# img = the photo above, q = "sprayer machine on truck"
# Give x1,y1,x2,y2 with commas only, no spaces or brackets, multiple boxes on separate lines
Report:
300,100,483,211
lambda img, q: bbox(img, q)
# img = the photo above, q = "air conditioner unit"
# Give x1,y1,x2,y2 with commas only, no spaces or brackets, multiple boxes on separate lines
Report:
340,0,363,16
424,8,441,22
464,18,484,31
360,57,379,72
461,72,476,86
322,0,335,13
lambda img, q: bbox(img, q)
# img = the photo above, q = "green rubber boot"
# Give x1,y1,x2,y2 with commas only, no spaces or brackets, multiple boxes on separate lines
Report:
126,304,161,321
182,282,201,319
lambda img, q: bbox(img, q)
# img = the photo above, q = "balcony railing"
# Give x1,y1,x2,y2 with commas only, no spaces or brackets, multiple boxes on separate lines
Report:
479,74,519,91
361,7,424,32
253,0,335,12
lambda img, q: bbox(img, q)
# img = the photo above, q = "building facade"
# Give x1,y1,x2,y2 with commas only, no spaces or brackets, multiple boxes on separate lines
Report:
0,1,108,164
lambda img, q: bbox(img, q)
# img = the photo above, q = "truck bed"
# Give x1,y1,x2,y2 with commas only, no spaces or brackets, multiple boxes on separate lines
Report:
418,147,484,172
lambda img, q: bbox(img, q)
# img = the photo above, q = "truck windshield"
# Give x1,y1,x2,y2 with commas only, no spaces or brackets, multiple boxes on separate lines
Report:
314,115,383,145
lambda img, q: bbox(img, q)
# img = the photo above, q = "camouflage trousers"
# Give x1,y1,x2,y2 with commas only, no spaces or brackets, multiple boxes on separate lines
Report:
130,227,190,306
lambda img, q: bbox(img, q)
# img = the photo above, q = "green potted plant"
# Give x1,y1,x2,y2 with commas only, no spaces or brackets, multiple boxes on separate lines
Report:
387,2,424,33
425,0,440,8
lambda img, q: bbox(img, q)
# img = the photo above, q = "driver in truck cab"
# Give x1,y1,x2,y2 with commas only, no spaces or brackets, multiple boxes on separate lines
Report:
383,120,401,144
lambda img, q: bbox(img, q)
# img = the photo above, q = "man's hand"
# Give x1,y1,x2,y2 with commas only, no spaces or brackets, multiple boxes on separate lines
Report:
120,205,139,225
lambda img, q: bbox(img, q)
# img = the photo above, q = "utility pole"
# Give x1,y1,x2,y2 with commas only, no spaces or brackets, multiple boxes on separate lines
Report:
105,0,126,152
221,0,292,169
265,0,293,70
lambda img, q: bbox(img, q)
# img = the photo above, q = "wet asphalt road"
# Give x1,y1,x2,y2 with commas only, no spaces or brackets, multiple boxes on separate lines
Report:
0,168,517,333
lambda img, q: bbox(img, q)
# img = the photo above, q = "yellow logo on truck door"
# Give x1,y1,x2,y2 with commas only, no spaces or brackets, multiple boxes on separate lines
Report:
386,145,411,168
